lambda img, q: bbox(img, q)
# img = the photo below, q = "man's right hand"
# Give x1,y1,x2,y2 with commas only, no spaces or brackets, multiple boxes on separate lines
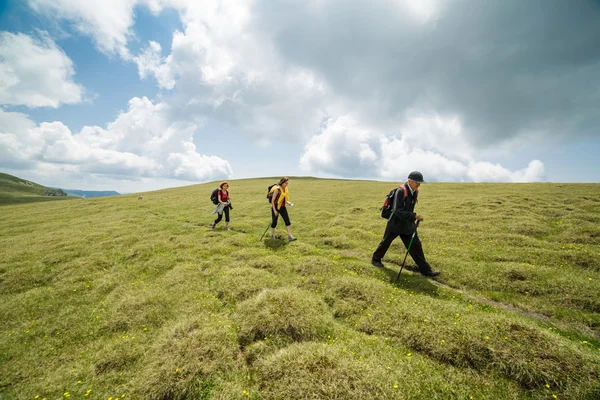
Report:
416,215,424,221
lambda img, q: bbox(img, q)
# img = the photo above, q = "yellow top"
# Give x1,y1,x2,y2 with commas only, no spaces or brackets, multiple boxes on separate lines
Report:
270,185,289,209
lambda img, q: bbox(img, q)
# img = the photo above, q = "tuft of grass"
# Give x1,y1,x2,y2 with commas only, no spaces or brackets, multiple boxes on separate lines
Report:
254,342,389,399
235,287,335,347
254,337,526,400
216,267,280,303
132,316,239,400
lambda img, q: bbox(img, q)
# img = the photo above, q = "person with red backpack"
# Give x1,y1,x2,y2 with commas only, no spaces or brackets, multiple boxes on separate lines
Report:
267,177,296,241
371,171,440,278
211,181,232,230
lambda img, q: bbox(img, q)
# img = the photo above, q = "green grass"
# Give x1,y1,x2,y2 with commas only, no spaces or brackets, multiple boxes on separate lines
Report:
0,172,72,205
0,178,599,399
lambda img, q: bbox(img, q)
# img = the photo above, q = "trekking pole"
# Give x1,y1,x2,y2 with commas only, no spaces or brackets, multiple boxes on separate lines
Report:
393,220,420,282
259,222,271,241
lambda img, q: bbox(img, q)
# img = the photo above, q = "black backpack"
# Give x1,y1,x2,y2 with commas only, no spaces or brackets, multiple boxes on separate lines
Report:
210,188,220,205
266,184,278,203
380,185,412,219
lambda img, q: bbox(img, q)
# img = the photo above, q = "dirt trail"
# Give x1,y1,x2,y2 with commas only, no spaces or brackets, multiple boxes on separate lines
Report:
398,268,599,340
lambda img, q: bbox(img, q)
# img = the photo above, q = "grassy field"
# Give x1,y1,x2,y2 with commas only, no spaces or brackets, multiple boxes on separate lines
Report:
0,178,598,399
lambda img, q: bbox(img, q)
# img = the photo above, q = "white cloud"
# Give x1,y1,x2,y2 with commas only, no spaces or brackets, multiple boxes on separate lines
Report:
27,0,139,58
0,97,232,183
300,115,545,182
400,0,441,23
0,109,38,168
154,0,329,142
0,31,83,108
28,0,329,142
299,116,382,177
466,160,545,183
133,41,176,89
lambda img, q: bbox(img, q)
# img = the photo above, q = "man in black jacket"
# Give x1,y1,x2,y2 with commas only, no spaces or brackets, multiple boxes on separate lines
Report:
371,171,440,278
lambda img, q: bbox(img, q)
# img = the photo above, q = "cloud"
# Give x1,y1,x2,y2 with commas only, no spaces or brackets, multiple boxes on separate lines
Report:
27,0,600,144
137,1,599,149
154,1,329,143
133,41,176,89
253,0,600,145
28,0,329,142
0,31,83,108
24,0,598,182
300,115,545,182
27,0,139,58
0,97,232,181
0,109,38,169
466,160,545,183
299,116,382,178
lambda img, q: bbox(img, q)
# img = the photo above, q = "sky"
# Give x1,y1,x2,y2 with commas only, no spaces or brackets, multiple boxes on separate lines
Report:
0,0,599,193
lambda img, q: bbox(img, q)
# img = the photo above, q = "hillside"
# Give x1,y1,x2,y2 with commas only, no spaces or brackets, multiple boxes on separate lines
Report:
0,178,598,399
0,172,71,205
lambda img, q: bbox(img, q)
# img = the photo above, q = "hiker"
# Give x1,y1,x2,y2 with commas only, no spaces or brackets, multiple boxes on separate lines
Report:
269,177,296,241
211,181,232,230
371,171,440,277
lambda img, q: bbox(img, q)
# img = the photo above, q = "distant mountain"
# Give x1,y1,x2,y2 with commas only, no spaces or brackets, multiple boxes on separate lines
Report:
0,172,70,205
62,189,120,198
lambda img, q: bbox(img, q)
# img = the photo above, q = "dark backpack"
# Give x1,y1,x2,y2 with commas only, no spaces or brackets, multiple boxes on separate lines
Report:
380,185,411,219
266,184,278,203
210,188,220,205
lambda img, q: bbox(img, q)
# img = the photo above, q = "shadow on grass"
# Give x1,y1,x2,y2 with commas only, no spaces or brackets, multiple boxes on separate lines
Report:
210,226,248,233
381,264,439,297
263,238,289,251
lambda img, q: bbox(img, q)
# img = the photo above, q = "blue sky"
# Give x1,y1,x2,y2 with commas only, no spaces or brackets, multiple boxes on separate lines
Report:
1,0,599,193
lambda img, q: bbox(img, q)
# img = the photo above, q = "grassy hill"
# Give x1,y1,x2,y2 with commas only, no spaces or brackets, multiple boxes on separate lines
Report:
0,178,598,399
0,172,72,205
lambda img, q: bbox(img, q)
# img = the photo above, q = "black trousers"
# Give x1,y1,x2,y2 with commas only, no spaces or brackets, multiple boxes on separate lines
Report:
271,206,291,228
214,206,230,224
372,224,432,274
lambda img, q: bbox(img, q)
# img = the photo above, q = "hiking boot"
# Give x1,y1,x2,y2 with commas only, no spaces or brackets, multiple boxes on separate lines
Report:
226,227,230,231
371,259,384,268
210,223,215,230
288,236,297,242
422,270,440,278
270,235,275,239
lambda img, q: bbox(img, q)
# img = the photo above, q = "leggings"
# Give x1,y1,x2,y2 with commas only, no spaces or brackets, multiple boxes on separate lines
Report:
271,206,291,228
214,206,230,224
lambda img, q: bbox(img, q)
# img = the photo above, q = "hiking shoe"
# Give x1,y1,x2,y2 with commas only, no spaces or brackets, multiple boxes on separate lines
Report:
288,236,297,242
270,235,275,239
371,259,384,268
226,227,230,231
210,223,215,230
422,270,440,278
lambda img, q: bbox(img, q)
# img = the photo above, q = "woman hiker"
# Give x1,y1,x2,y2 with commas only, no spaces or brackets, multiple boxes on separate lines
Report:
211,181,232,230
269,177,297,241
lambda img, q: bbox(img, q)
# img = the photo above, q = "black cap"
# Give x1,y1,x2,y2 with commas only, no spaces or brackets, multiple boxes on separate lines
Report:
408,171,425,183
